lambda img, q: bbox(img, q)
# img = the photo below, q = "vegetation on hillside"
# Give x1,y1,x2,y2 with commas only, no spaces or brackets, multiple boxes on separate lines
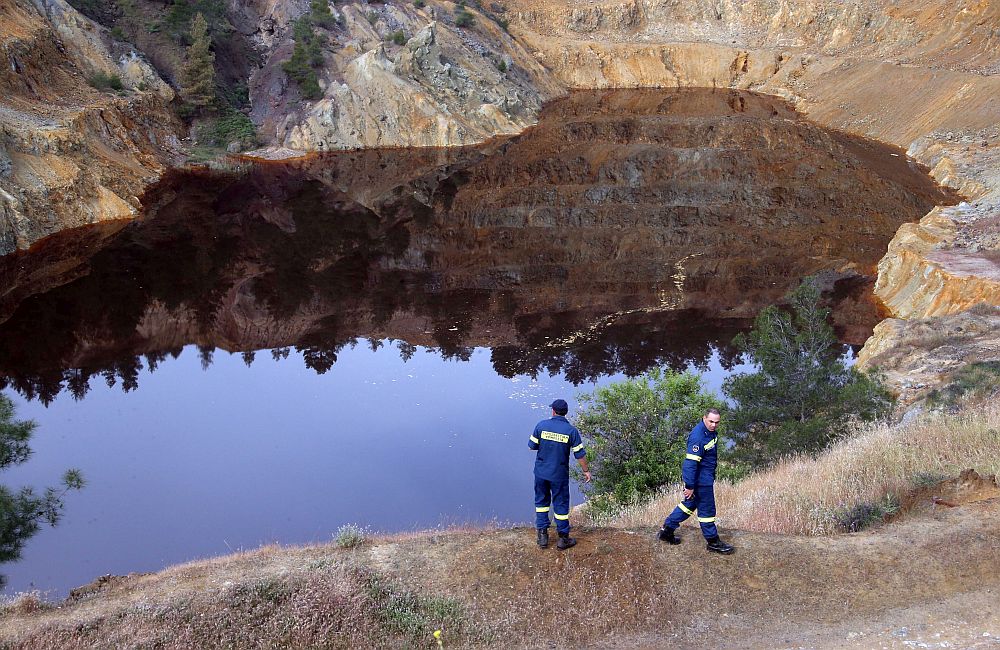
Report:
722,278,894,467
579,278,893,518
180,13,215,113
281,0,340,100
574,369,731,508
602,399,1000,535
0,394,84,588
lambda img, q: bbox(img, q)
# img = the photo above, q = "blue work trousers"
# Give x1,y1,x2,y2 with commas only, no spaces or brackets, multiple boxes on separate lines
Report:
663,484,719,539
534,476,570,534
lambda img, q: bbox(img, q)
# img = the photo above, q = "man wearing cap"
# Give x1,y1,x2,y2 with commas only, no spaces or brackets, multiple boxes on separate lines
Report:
528,399,591,550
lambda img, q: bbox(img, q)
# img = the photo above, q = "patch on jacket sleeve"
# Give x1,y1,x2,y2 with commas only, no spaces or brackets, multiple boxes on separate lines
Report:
692,445,699,452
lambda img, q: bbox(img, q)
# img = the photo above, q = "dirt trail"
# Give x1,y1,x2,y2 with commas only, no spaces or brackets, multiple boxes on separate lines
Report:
3,483,998,649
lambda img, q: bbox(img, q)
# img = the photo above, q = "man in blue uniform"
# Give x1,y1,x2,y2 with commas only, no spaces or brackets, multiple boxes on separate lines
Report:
529,399,591,550
658,408,735,554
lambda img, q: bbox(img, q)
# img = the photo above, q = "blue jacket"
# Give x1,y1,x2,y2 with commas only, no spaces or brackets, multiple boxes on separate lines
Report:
681,420,719,488
529,416,586,482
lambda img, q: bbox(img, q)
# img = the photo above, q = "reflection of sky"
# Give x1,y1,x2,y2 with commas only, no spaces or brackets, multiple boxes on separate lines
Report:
2,343,749,598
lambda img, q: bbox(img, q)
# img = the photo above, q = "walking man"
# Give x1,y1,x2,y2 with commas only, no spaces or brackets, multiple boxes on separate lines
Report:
529,399,591,550
658,408,735,554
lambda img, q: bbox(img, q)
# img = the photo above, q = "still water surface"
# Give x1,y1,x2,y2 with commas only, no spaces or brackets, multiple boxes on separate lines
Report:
0,89,956,596
4,345,744,597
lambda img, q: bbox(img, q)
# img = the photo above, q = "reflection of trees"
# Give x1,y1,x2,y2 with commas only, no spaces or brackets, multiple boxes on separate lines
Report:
491,312,746,385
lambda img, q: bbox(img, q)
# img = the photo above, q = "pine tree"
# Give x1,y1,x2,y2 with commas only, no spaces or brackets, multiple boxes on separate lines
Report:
0,393,84,587
722,278,894,467
181,13,216,113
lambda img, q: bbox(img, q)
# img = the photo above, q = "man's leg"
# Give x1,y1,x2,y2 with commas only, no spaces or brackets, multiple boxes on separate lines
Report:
694,484,718,540
697,484,734,554
552,479,576,549
661,488,701,539
534,476,552,548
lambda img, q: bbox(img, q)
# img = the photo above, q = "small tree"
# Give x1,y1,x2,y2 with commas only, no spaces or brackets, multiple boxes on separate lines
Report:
722,278,893,467
282,16,325,100
0,394,84,587
576,369,728,503
181,13,216,113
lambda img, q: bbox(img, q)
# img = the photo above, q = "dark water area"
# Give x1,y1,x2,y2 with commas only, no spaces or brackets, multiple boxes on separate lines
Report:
0,89,957,597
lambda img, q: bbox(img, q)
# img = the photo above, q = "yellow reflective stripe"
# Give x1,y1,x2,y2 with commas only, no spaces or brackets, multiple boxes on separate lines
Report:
540,431,570,444
697,516,716,523
677,503,694,516
571,443,584,453
535,506,550,512
553,512,570,520
529,436,539,444
703,438,717,450
686,453,702,462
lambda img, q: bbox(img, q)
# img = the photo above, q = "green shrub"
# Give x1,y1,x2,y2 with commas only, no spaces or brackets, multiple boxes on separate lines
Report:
334,523,368,548
110,25,127,41
88,71,124,91
366,10,379,25
310,0,336,28
390,29,407,45
926,361,1000,408
495,58,507,73
358,569,466,639
832,495,899,532
497,17,509,32
413,0,425,7
454,8,475,27
575,368,729,503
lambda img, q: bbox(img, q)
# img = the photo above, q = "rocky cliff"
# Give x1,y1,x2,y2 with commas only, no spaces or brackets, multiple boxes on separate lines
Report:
0,0,182,254
493,0,1000,401
1,0,998,400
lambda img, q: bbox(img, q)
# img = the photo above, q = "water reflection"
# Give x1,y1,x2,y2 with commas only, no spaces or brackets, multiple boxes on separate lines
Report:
0,89,956,402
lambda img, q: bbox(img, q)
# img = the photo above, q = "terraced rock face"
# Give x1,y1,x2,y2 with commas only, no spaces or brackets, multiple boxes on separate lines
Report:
0,90,955,400
0,0,180,254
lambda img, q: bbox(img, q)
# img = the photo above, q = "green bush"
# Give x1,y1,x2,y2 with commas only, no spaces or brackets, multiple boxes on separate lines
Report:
390,29,407,45
413,0,425,7
334,523,368,548
575,368,731,503
88,71,124,91
723,278,894,467
310,0,336,28
926,361,1000,408
496,58,507,73
497,17,509,32
164,0,232,43
833,495,899,532
454,8,475,27
366,10,379,25
110,25,127,41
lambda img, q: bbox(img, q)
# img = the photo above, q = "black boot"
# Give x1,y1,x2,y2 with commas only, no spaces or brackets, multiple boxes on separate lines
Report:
536,528,549,548
706,536,734,555
556,532,576,550
657,527,682,545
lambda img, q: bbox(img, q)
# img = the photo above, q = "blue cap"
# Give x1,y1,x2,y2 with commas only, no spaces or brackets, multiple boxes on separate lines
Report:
550,399,568,415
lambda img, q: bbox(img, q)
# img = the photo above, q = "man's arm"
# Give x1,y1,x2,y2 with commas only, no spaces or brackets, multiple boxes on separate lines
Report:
528,425,540,450
571,429,591,482
681,432,702,497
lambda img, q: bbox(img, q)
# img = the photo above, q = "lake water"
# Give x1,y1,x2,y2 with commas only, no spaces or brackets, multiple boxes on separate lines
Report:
0,89,955,597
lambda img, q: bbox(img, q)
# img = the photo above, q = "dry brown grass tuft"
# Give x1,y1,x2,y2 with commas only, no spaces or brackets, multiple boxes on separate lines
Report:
599,402,1000,536
0,592,50,616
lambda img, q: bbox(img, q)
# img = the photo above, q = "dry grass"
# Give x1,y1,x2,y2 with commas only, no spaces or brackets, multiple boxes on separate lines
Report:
598,401,1000,536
